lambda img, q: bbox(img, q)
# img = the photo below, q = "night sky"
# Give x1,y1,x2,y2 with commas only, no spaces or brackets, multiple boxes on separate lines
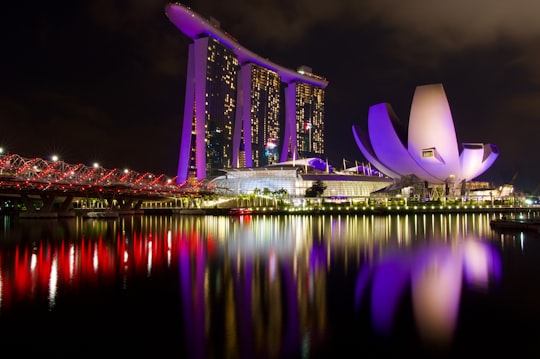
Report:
3,0,540,191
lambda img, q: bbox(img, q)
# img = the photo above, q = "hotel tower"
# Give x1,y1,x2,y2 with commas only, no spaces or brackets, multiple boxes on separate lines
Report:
166,3,329,182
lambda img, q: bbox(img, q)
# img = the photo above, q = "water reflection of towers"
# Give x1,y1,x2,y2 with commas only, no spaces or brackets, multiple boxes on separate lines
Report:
179,215,329,359
0,213,502,358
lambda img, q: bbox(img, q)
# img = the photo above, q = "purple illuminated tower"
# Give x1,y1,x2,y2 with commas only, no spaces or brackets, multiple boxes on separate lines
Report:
166,3,329,182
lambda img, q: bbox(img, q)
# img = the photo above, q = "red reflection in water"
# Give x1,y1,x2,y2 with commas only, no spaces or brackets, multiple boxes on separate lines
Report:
0,230,181,310
0,214,505,358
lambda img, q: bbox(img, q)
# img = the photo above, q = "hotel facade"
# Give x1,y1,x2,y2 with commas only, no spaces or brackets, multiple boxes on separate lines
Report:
166,3,329,182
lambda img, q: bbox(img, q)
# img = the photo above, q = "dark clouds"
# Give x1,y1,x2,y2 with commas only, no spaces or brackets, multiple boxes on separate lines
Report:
2,0,540,190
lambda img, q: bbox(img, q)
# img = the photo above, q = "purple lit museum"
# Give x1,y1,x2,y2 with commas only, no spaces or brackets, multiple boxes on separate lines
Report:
352,83,499,193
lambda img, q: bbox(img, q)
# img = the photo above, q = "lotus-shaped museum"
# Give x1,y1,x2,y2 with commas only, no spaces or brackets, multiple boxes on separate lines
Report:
352,83,498,189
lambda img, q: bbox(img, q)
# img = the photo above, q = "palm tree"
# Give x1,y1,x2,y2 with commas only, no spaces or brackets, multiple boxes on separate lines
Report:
253,188,260,206
274,188,289,208
263,187,271,206
306,180,326,198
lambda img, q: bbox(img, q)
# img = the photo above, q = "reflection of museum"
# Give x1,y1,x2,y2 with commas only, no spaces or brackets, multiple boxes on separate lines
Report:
0,210,503,357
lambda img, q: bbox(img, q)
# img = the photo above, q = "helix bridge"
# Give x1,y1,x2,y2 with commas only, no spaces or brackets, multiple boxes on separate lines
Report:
0,153,205,202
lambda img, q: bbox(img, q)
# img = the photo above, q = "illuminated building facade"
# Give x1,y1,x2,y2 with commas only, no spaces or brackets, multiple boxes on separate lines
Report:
206,157,393,198
166,3,329,182
293,75,325,159
352,83,499,194
184,36,239,179
238,63,281,168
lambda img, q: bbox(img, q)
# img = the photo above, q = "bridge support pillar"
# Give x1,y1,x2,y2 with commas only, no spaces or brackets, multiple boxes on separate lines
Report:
59,195,74,212
119,199,134,210
133,200,143,209
40,194,57,212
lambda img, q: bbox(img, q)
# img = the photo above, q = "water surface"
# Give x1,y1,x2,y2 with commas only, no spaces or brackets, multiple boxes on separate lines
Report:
0,212,538,358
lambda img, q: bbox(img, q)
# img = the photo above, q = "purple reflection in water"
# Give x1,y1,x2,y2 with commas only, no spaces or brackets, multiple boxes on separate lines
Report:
179,238,207,359
234,258,254,358
309,242,327,271
355,239,501,345
371,260,411,334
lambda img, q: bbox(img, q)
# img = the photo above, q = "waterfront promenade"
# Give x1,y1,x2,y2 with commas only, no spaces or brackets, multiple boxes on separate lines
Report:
175,204,536,217
4,203,532,218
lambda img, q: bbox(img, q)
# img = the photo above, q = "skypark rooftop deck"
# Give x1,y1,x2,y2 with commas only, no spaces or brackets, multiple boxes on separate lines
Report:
165,2,329,87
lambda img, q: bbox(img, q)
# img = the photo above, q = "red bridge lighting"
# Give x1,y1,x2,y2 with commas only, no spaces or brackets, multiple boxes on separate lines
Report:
0,152,204,198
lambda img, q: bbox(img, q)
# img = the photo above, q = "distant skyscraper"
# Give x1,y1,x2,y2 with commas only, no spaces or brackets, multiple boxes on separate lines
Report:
166,3,329,182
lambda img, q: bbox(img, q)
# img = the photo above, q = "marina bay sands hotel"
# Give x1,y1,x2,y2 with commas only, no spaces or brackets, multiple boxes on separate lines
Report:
166,3,329,182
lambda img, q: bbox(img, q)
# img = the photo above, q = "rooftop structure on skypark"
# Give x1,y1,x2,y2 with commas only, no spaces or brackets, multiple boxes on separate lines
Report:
166,3,328,183
352,83,499,195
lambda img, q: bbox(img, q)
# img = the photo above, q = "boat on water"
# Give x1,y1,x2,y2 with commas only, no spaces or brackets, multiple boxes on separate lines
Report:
490,217,540,233
229,208,253,215
83,211,119,219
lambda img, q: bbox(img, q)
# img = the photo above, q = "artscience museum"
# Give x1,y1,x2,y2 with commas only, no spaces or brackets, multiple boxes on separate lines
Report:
352,83,499,195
